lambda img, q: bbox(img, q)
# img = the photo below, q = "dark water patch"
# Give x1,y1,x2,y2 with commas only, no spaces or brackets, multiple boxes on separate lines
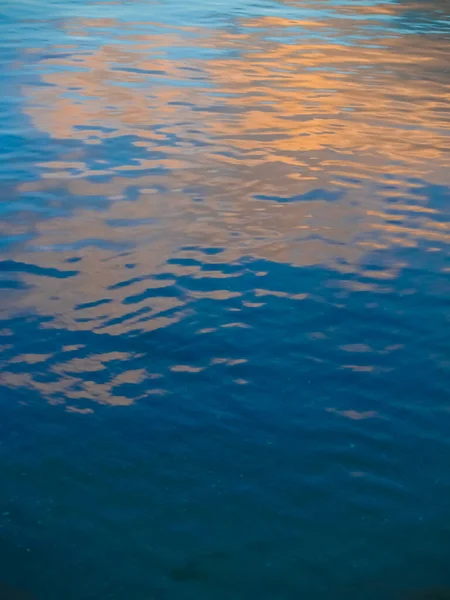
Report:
0,583,35,600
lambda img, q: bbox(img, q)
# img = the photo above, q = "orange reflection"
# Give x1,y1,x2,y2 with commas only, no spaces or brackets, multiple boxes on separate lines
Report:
1,350,162,408
6,3,448,342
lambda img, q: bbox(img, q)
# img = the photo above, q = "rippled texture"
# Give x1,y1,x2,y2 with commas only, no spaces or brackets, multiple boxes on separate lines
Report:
1,0,450,598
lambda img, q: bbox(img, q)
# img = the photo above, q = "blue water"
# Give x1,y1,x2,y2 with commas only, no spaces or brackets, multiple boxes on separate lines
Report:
1,0,450,598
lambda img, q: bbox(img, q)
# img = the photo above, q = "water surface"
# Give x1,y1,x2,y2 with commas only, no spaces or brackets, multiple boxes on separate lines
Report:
1,0,450,598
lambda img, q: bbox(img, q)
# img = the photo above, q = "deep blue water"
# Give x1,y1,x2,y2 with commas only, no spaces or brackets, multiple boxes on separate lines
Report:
1,0,450,598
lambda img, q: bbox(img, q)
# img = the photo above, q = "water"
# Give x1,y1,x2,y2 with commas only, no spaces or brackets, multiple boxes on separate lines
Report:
0,0,449,598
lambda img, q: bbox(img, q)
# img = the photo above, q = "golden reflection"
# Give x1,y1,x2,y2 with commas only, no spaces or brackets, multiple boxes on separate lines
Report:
1,351,159,408
327,408,378,420
5,2,449,340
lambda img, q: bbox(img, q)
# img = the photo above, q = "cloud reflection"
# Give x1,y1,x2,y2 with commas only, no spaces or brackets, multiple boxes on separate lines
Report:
1,0,449,410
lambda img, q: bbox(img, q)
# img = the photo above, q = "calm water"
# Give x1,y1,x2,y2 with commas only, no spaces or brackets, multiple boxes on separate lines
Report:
1,0,450,598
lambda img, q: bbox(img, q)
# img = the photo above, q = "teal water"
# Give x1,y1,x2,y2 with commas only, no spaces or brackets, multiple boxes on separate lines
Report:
1,0,450,598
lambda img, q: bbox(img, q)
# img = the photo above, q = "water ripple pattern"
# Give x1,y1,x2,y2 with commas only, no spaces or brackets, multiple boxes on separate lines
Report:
0,0,449,599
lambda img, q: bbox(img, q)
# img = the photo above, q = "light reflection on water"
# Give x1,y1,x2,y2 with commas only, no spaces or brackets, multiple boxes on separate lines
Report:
9,19,450,307
0,0,450,599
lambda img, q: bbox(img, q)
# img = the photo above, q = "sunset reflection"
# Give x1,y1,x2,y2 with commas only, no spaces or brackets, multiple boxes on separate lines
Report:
1,1,448,387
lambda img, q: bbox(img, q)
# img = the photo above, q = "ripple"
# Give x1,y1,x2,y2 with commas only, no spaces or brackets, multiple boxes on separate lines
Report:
1,0,450,598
